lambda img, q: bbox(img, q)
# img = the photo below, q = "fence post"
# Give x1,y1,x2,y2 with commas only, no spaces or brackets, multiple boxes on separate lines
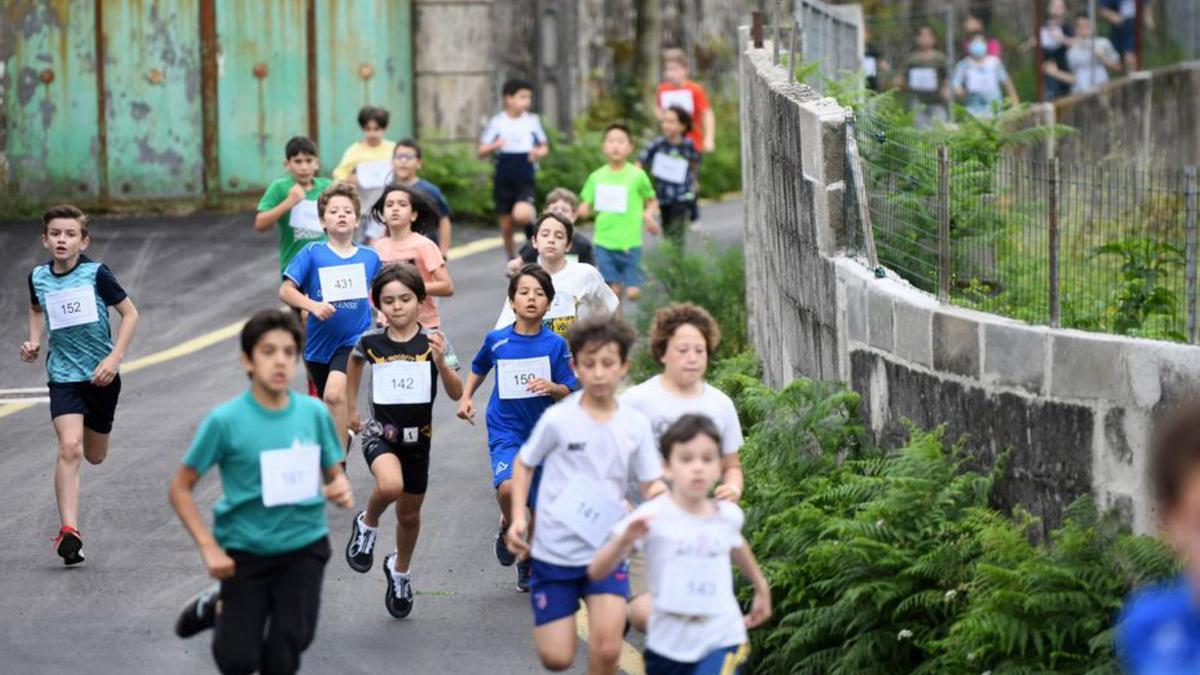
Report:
788,20,800,81
938,145,951,303
945,5,955,124
751,9,764,48
1048,158,1062,328
773,0,782,65
1186,166,1199,344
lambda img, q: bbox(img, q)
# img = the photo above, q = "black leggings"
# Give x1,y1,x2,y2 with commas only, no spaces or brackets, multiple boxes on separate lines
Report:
212,538,331,675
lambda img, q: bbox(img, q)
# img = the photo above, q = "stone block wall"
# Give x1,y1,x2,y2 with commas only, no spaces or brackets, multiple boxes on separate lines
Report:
739,29,1200,535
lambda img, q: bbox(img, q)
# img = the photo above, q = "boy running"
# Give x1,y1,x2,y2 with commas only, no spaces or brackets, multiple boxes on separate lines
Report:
22,204,140,565
332,105,396,225
458,264,576,591
579,124,660,301
254,136,332,276
589,415,772,674
639,106,702,250
656,49,715,154
281,182,382,449
504,317,666,674
367,138,453,252
495,213,616,337
478,78,549,260
170,309,353,674
506,188,597,276
344,264,463,619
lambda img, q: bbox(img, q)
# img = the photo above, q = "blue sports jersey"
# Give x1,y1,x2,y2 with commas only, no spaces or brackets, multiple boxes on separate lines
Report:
284,242,382,364
28,256,128,383
1119,575,1200,674
470,324,577,448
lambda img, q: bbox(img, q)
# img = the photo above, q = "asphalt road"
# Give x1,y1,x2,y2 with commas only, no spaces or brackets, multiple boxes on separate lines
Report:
0,200,743,674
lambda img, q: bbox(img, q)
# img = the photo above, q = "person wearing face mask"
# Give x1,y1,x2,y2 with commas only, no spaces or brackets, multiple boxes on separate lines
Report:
952,33,1020,118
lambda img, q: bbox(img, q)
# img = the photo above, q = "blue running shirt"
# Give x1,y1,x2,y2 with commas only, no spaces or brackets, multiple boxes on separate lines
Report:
284,242,382,364
1119,575,1200,674
470,324,576,448
28,256,128,383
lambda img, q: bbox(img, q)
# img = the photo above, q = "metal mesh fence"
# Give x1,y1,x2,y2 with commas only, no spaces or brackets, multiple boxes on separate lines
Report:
848,113,1200,343
793,0,863,84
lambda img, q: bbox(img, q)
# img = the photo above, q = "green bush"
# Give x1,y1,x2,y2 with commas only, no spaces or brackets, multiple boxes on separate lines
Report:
418,141,495,221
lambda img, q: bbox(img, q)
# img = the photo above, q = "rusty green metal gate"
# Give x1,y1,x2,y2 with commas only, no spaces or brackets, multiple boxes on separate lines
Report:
1,0,413,205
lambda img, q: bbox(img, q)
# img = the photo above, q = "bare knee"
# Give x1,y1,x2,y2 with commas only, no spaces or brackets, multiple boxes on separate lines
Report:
539,650,575,672
375,478,404,504
630,593,652,633
58,436,83,464
396,504,421,529
322,387,346,409
589,636,623,666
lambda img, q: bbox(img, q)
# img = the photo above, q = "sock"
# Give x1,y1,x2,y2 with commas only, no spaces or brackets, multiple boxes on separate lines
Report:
390,555,409,578
358,512,378,533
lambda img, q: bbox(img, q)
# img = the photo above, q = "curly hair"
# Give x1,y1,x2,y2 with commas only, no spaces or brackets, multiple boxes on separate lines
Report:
648,302,721,363
317,181,361,221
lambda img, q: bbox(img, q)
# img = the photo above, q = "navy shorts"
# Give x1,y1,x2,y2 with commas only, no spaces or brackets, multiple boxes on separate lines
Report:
595,245,644,288
361,420,431,495
305,345,353,398
1111,21,1135,55
529,558,629,626
494,180,536,215
644,644,750,675
48,375,122,434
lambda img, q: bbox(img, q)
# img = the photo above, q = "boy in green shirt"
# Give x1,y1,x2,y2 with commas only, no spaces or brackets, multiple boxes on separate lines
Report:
169,309,353,674
254,136,333,275
579,124,659,301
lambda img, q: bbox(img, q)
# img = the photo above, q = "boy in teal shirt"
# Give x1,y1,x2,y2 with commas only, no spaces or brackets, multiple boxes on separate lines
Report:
254,136,333,275
170,309,353,674
579,123,659,301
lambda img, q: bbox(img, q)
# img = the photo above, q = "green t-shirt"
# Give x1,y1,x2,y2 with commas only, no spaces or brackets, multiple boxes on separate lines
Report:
183,390,343,556
581,163,656,250
258,176,333,273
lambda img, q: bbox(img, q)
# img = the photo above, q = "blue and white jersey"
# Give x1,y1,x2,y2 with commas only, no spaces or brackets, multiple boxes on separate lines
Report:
284,242,382,364
1119,575,1200,674
480,112,548,184
28,255,128,383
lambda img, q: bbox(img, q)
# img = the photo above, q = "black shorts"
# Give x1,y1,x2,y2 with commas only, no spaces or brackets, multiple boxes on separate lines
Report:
48,376,122,434
493,180,535,215
361,420,431,495
305,346,353,399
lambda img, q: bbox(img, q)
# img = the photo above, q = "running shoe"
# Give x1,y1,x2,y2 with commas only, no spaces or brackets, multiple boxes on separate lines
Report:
52,526,84,566
495,519,516,567
516,559,532,593
175,584,219,638
383,554,414,619
345,511,378,573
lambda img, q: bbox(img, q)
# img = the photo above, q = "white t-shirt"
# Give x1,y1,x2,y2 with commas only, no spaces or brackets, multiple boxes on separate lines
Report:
479,111,548,154
519,393,663,566
494,259,619,332
614,495,748,662
620,375,744,457
1067,38,1118,94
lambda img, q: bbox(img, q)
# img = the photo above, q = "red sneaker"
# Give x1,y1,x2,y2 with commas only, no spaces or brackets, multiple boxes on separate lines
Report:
52,526,85,566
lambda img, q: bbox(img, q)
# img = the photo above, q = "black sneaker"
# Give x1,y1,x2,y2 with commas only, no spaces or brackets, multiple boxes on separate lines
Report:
516,560,532,593
52,526,84,566
345,511,378,573
495,519,516,567
383,554,413,619
175,585,219,638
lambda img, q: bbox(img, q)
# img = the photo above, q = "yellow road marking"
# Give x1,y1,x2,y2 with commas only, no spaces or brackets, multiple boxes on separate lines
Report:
0,234,507,422
574,606,646,675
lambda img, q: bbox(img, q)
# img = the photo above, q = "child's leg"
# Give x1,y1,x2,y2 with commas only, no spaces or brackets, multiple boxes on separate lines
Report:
532,615,580,672
393,493,425,572
51,414,86,528
262,538,330,675
496,479,515,526
498,214,516,259
322,372,350,448
211,551,273,675
624,248,645,301
512,199,535,236
365,454,405,528
81,428,110,466
583,594,628,674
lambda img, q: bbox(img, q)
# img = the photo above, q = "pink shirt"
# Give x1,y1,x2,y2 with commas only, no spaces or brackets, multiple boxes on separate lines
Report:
372,234,446,328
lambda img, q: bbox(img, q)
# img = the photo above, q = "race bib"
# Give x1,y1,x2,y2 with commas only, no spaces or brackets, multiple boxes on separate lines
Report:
660,88,695,113
290,199,322,239
594,184,628,214
549,475,627,548
545,291,576,320
45,286,100,330
356,160,391,190
260,441,321,507
372,359,432,405
907,67,938,92
965,68,996,95
318,263,368,303
862,55,878,77
650,153,689,185
657,555,736,616
496,356,552,400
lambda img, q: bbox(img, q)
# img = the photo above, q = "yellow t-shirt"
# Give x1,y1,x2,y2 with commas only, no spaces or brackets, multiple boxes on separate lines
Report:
331,140,396,183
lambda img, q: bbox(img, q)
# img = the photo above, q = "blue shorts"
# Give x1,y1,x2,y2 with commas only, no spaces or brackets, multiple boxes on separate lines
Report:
644,644,750,675
530,559,630,626
1110,21,1135,54
595,245,644,288
488,444,543,507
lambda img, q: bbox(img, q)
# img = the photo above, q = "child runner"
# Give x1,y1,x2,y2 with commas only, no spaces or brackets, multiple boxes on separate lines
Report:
170,309,353,674
22,205,140,565
639,106,701,250
369,184,457,367
506,188,597,276
332,106,396,226
343,264,463,619
1118,395,1200,671
254,136,331,279
504,317,666,673
656,49,715,154
478,78,549,260
578,124,659,302
951,32,1019,119
494,213,617,338
281,182,382,449
621,302,746,633
458,264,576,591
367,138,453,252
589,415,772,675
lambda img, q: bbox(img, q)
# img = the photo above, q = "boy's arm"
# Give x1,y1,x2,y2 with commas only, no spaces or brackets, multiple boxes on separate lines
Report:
169,465,236,579
331,145,357,182
732,542,773,628
320,463,354,508
438,216,452,255
255,184,306,232
587,514,651,581
640,479,668,500
529,142,549,162
456,370,484,424
93,297,139,387
280,279,335,320
437,359,464,401
21,304,44,362
714,455,745,503
503,459,537,557
702,108,717,152
345,355,365,432
427,264,454,297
